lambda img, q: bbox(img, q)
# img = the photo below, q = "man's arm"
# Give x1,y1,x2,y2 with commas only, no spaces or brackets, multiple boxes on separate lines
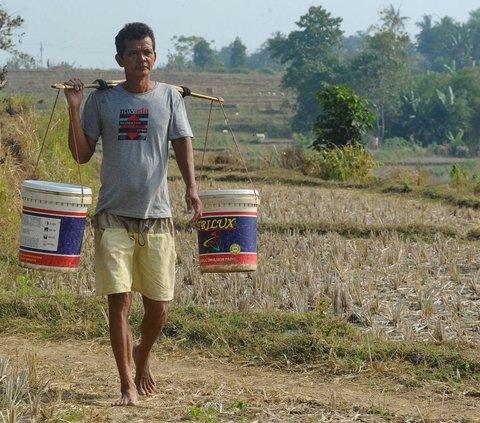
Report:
171,136,202,223
63,79,96,164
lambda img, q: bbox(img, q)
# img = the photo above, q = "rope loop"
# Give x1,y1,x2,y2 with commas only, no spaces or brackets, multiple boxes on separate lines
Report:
180,86,191,98
93,79,110,90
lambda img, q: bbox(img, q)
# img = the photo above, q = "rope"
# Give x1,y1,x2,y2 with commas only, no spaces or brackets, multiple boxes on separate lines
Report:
218,102,256,191
197,100,214,193
197,100,256,194
33,88,85,202
67,106,85,201
33,89,61,178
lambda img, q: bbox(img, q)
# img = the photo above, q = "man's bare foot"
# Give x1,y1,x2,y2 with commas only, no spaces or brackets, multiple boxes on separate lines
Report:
113,382,138,406
133,345,156,395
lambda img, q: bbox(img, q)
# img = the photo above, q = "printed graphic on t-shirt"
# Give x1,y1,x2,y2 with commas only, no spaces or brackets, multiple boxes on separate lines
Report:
118,108,149,141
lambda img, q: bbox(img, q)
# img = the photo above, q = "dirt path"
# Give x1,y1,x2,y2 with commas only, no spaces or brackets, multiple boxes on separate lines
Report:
1,336,479,422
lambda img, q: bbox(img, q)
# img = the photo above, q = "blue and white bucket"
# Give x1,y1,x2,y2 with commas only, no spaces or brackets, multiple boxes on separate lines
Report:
197,189,259,273
18,180,92,272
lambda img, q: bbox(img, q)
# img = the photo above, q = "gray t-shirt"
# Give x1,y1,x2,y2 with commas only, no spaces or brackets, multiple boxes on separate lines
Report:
82,82,193,219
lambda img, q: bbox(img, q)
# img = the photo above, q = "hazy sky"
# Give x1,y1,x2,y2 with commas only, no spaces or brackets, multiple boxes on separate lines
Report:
4,0,480,69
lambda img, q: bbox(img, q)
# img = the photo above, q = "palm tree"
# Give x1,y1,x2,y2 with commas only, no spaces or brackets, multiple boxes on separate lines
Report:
379,5,409,36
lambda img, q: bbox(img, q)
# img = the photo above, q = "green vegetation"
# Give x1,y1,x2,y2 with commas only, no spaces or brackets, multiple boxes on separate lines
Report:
267,6,344,132
0,6,34,78
5,2,480,159
312,84,374,150
302,145,376,182
263,4,480,154
3,89,480,421
1,296,479,384
2,3,480,418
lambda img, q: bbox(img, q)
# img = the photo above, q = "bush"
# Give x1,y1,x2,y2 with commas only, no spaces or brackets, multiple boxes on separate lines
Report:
279,134,312,171
312,84,374,150
449,165,480,195
303,145,376,182
450,164,470,189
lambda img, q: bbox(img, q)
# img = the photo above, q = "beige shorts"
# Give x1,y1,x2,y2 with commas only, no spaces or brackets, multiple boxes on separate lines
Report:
93,212,176,301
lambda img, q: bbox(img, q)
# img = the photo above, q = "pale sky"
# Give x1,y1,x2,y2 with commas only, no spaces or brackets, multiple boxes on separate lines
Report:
4,0,480,69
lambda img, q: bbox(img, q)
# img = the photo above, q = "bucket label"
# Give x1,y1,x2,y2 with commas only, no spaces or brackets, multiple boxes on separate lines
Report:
20,214,61,251
20,210,87,256
197,214,257,267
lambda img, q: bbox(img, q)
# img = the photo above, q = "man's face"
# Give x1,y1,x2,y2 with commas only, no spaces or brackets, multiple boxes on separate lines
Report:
116,37,156,76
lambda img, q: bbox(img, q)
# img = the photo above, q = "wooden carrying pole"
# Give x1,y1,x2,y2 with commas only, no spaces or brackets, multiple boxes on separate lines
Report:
51,80,224,103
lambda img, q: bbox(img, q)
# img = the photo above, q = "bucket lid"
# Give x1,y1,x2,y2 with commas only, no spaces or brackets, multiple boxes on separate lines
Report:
22,180,92,196
198,189,259,198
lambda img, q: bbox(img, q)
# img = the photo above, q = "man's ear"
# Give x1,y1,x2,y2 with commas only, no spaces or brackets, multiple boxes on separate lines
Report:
115,53,124,68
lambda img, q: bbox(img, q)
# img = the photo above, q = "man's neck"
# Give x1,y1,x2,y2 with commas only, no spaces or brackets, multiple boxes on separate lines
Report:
122,77,154,93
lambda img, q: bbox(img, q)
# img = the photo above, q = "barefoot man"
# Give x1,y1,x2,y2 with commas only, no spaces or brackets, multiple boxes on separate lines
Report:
63,22,201,406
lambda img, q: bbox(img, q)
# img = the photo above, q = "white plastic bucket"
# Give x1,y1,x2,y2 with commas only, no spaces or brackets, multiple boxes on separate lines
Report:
197,189,260,273
18,180,92,272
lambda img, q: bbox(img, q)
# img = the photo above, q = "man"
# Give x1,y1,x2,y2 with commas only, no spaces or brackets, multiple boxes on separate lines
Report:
64,22,202,406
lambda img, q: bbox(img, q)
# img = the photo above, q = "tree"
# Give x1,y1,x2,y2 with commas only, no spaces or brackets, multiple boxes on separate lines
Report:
348,5,411,142
166,35,216,69
267,6,344,132
466,9,480,67
193,39,215,68
216,44,232,68
452,67,480,146
0,6,31,86
394,69,479,148
312,84,374,150
247,42,283,71
416,12,480,72
0,8,24,53
229,37,247,69
376,5,409,35
167,35,203,69
6,52,35,69
341,32,367,58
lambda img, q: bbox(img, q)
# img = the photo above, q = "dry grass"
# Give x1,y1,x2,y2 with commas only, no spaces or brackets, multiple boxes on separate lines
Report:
256,184,480,236
167,179,480,344
3,72,480,422
5,177,480,345
0,352,44,422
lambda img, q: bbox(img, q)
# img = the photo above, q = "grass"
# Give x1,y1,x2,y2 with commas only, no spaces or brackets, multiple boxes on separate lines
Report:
0,351,46,422
257,221,459,241
1,293,479,385
2,78,480,420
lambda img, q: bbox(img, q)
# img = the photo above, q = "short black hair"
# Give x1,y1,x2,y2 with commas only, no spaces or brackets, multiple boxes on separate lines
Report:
115,22,156,56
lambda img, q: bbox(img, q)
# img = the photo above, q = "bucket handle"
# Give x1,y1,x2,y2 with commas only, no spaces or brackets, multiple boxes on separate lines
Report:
32,90,87,203
197,101,256,195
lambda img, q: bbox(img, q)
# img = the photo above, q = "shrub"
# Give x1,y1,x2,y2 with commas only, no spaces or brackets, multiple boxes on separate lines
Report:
450,164,470,189
449,165,480,195
312,84,374,151
279,134,312,171
303,145,376,182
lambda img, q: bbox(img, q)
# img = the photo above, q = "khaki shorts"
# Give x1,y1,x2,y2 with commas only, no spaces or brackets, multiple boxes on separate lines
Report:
93,212,176,301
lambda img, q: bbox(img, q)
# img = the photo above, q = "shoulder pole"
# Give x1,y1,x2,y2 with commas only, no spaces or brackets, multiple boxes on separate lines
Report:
51,80,224,103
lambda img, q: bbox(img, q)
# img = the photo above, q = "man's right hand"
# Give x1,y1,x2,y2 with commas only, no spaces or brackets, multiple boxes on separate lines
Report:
63,78,84,109
63,78,96,164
